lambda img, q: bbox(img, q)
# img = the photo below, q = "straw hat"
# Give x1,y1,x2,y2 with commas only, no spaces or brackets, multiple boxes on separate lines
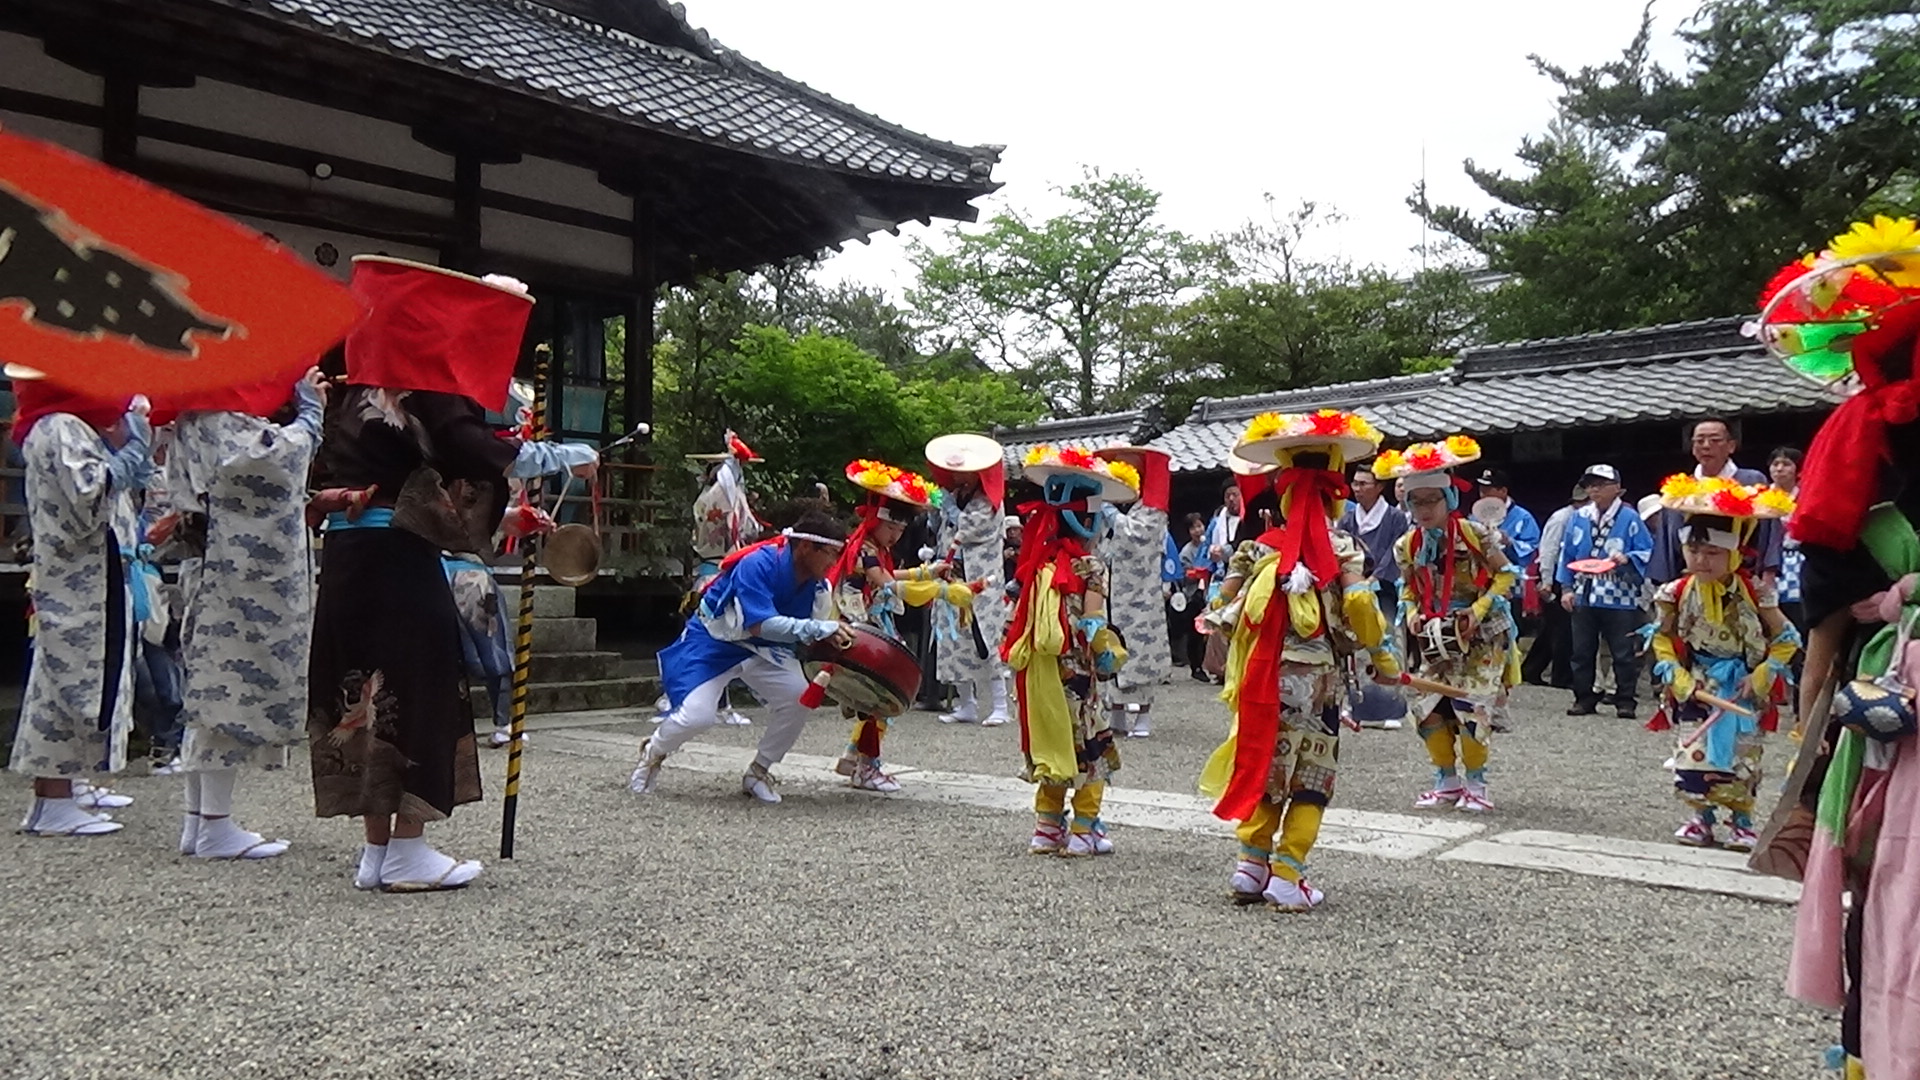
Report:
1020,444,1138,504
1231,409,1383,467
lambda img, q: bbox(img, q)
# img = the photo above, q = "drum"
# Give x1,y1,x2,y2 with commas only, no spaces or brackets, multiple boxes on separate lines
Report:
799,625,922,718
1415,615,1468,665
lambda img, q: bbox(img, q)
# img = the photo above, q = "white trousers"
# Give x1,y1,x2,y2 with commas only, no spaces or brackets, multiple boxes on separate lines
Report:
653,653,813,770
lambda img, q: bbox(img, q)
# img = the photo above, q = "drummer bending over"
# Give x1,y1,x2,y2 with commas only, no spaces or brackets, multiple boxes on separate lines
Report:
831,459,955,793
629,510,851,804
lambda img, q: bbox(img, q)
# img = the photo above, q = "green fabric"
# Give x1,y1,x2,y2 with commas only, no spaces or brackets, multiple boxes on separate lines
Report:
1815,728,1865,841
1860,502,1920,581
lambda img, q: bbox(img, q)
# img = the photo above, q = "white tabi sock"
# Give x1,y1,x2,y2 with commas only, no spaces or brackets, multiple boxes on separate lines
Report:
380,835,482,890
180,773,203,854
191,769,288,859
21,796,122,837
356,843,388,890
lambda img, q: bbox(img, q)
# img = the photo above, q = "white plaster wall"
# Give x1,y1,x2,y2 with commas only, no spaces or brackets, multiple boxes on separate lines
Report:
0,30,101,100
142,77,453,179
228,214,438,284
0,111,101,156
481,208,631,277
484,154,630,220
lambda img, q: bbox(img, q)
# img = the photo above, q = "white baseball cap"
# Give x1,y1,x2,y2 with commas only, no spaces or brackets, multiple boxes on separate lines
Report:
1581,464,1621,484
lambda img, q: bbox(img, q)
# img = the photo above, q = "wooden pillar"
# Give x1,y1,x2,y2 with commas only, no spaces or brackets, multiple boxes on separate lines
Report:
100,71,139,171
624,199,656,437
447,149,483,273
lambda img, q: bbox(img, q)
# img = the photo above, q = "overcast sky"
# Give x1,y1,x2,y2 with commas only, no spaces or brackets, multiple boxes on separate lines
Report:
684,0,1703,293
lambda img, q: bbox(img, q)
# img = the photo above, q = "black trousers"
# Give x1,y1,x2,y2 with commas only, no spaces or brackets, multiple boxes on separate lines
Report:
1570,605,1643,709
1522,594,1574,687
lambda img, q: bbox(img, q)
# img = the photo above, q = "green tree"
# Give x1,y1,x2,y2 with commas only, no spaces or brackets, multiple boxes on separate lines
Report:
908,169,1215,415
1420,0,1920,339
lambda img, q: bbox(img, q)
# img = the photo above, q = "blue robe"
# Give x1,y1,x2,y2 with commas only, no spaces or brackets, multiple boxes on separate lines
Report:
659,543,828,708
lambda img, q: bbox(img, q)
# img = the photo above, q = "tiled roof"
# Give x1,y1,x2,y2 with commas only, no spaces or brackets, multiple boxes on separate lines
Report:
994,408,1161,467
1151,318,1840,472
246,0,1001,186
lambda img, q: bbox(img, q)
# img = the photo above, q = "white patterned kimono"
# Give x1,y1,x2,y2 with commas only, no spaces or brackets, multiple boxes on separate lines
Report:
934,490,1007,685
1102,504,1171,694
168,410,319,771
8,416,139,778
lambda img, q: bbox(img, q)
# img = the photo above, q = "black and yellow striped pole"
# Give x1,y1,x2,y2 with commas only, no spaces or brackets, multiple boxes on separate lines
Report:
500,343,549,859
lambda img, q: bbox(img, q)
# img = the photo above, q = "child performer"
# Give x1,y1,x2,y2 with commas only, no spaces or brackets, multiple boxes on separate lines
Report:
1373,436,1520,813
1646,476,1799,851
1199,411,1400,911
1003,446,1136,856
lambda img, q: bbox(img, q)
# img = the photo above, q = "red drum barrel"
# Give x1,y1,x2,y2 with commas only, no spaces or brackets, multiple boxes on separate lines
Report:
799,625,922,718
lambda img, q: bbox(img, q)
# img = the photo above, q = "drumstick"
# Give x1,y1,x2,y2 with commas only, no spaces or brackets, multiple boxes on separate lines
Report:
1401,673,1476,700
1691,689,1754,718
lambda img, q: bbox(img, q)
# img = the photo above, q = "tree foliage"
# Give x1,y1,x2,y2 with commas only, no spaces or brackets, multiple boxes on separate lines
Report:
908,169,1215,415
1420,0,1920,340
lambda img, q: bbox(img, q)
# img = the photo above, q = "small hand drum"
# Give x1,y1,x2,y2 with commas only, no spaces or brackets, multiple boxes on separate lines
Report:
798,625,923,718
1415,615,1468,665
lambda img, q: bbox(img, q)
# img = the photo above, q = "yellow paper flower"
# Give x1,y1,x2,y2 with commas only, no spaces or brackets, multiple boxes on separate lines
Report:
1756,487,1796,516
1105,459,1141,492
1023,445,1052,467
1444,434,1481,459
1829,215,1920,287
1659,473,1702,499
1348,414,1382,443
1371,449,1406,478
1242,412,1284,442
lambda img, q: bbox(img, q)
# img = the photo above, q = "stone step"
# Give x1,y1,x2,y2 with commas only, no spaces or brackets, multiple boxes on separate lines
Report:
612,657,652,680
472,675,660,719
532,617,597,654
531,650,625,683
498,584,576,619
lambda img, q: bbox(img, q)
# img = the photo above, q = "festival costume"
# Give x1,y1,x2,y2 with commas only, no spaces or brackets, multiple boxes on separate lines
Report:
830,460,966,792
927,433,1010,726
309,258,593,891
1376,437,1519,812
1094,447,1174,738
633,529,844,804
1644,477,1798,850
687,431,763,592
1198,411,1398,909
1002,446,1134,856
163,373,324,859
1747,216,1920,1077
8,379,149,837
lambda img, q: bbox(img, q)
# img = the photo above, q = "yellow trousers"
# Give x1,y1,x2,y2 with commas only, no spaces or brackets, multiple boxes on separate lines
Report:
1234,796,1325,883
846,715,888,760
1035,781,1106,833
1420,714,1488,779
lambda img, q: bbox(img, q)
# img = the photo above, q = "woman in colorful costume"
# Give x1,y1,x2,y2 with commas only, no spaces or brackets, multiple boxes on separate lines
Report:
163,366,328,859
1644,476,1798,850
1002,446,1133,856
1198,411,1400,911
831,459,964,792
309,257,597,892
688,431,763,594
8,375,152,837
1375,436,1519,813
1094,446,1175,738
926,433,1010,726
632,508,850,803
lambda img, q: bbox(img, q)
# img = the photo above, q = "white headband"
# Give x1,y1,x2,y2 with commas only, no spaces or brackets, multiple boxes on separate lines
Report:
782,528,846,548
1401,472,1451,491
1682,525,1739,551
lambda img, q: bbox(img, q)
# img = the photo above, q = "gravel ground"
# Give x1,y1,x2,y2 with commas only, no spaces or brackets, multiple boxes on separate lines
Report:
3,677,1834,1080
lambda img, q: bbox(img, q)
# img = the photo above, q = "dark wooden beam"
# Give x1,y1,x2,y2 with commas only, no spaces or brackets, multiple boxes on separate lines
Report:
447,148,483,272
625,198,657,436
135,158,455,248
99,71,138,171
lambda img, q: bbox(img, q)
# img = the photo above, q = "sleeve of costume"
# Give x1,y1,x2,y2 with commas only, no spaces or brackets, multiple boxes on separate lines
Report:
1621,512,1654,576
954,496,999,548
1648,582,1691,699
410,391,519,478
510,440,598,479
1538,510,1566,581
1554,517,1580,587
1509,509,1541,568
731,548,783,631
28,415,117,536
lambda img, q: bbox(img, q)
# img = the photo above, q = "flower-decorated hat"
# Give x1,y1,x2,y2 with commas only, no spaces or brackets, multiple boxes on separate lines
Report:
1021,444,1139,504
1658,475,1794,551
925,432,1006,508
1372,435,1482,491
845,458,941,523
1231,409,1382,468
1094,446,1171,511
1225,452,1279,504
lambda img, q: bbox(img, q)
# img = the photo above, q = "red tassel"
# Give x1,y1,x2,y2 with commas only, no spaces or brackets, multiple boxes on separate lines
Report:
799,665,835,709
1759,706,1780,734
1645,709,1671,733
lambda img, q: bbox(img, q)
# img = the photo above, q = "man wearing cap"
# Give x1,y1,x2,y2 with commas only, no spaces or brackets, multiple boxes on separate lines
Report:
1476,468,1541,572
1554,464,1654,718
1521,482,1589,688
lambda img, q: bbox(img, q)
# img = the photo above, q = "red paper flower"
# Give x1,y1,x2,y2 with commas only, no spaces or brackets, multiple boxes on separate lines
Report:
1408,447,1445,471
1709,488,1755,516
1308,412,1347,436
1058,447,1097,469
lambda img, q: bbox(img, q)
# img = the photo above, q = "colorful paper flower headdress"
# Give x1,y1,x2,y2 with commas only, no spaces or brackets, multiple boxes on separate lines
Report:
1657,475,1793,520
1020,444,1139,503
845,458,941,510
1232,409,1382,467
1371,435,1481,482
